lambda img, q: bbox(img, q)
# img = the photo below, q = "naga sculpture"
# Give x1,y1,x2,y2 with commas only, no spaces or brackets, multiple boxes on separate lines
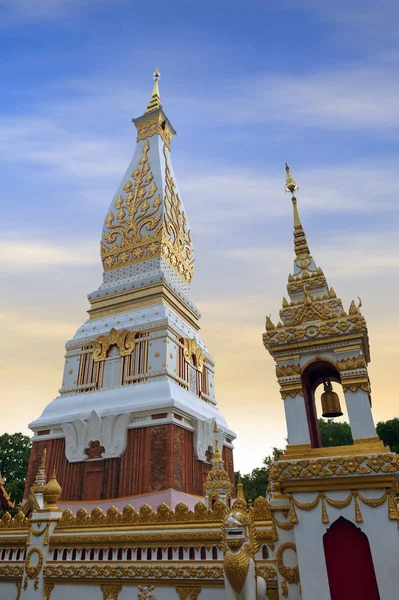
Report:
223,479,266,600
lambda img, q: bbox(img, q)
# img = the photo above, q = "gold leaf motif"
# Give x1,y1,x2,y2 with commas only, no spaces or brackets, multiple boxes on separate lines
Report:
183,337,205,373
92,328,137,362
224,547,251,595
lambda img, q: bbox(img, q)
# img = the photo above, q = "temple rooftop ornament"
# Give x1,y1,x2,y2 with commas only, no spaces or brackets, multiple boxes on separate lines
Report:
145,67,162,113
204,421,233,509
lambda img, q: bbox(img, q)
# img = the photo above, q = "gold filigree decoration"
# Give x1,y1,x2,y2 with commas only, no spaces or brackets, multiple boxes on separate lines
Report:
15,581,22,600
138,586,156,600
183,338,205,373
270,453,399,482
223,546,251,595
276,542,299,597
49,531,221,550
0,536,27,547
337,355,366,371
286,489,398,525
43,564,223,580
176,586,202,600
56,501,226,530
43,582,55,600
136,113,173,149
101,583,123,600
23,547,44,591
280,386,304,400
253,497,273,521
342,380,370,393
276,364,301,378
256,566,277,579
0,510,30,530
0,565,23,578
92,328,137,362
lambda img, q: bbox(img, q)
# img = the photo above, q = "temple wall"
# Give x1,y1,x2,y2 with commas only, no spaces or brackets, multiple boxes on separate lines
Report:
24,425,218,502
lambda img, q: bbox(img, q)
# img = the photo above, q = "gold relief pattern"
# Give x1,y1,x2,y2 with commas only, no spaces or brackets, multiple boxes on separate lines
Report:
183,338,205,373
92,328,137,361
276,542,299,597
287,489,398,525
56,501,226,530
255,566,277,579
23,547,44,591
49,531,222,550
342,380,370,393
101,583,123,600
253,496,273,521
279,387,303,400
43,582,55,600
223,546,251,595
270,453,399,481
43,564,223,580
136,113,173,149
337,355,366,371
0,536,27,547
15,581,22,600
0,566,24,577
266,586,279,600
0,510,30,530
176,586,202,600
275,364,300,378
101,137,194,286
138,586,155,600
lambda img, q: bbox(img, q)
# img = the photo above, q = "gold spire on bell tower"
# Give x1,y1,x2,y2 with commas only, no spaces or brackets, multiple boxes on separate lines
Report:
285,163,310,258
145,67,162,113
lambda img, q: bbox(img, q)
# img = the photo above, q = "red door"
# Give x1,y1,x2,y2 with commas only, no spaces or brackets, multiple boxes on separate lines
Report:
323,517,380,600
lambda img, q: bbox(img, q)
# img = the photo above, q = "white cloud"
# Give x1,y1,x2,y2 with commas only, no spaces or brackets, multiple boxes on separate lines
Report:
0,239,98,270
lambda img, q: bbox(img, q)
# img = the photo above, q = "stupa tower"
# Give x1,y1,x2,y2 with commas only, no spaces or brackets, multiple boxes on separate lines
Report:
24,71,235,507
264,165,399,600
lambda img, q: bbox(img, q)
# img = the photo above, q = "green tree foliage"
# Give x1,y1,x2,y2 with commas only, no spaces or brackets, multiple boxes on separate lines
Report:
318,418,353,447
235,448,283,502
0,433,31,505
376,418,399,453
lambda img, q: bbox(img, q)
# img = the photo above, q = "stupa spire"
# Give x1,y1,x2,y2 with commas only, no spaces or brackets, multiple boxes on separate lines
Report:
145,67,162,113
285,163,310,258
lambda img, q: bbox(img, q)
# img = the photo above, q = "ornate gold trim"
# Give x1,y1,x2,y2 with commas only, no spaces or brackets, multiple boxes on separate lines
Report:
176,586,202,600
92,328,137,361
282,437,388,459
43,582,55,600
183,338,205,373
49,531,221,550
44,564,223,580
23,547,44,591
135,113,173,150
0,510,30,531
0,566,24,577
276,542,299,597
101,583,123,600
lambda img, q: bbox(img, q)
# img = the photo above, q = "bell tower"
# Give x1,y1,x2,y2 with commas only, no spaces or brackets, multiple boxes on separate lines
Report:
264,165,399,600
264,163,379,456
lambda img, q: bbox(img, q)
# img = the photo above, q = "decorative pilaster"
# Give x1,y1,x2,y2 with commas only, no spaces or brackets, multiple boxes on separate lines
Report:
101,584,123,600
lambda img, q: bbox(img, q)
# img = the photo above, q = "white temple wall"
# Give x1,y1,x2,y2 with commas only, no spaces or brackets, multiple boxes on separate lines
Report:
51,583,224,600
284,394,311,445
344,388,376,440
292,488,399,600
0,582,17,600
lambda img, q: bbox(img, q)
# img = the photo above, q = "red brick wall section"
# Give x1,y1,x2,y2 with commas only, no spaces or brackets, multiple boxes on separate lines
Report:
24,426,235,501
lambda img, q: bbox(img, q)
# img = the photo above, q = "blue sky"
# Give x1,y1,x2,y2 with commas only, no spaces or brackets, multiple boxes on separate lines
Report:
1,0,399,473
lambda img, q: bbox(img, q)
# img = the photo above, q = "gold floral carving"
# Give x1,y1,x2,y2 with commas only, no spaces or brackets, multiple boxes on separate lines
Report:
270,453,399,481
276,542,299,597
337,355,366,371
183,338,205,372
266,585,279,600
0,510,30,530
43,582,55,600
23,547,44,591
223,546,251,595
0,565,23,577
56,501,226,530
43,564,223,580
176,586,202,600
253,496,273,521
138,586,155,600
342,381,370,393
92,328,137,361
275,364,300,378
136,113,173,149
101,583,123,600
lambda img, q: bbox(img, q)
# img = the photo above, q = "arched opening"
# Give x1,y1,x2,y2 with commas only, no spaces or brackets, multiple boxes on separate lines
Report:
167,547,173,560
89,548,95,560
117,548,123,561
178,546,184,560
200,546,206,560
71,548,77,561
189,546,195,560
323,517,380,600
262,545,269,560
157,547,163,560
126,548,132,561
107,548,113,561
136,547,142,561
302,360,348,448
81,549,86,560
212,546,218,560
146,547,152,561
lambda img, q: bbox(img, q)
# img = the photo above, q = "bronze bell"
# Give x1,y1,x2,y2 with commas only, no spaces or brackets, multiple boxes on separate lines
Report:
321,380,343,418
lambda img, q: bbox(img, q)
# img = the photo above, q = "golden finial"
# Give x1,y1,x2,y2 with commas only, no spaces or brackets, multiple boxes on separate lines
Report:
145,67,162,113
235,474,247,508
212,421,222,462
285,163,298,196
43,468,62,509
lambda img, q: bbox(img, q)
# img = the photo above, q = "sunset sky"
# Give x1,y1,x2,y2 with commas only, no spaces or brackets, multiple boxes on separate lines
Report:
1,0,399,473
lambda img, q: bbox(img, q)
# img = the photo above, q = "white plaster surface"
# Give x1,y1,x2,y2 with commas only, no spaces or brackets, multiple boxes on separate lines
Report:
345,388,376,440
284,394,311,445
